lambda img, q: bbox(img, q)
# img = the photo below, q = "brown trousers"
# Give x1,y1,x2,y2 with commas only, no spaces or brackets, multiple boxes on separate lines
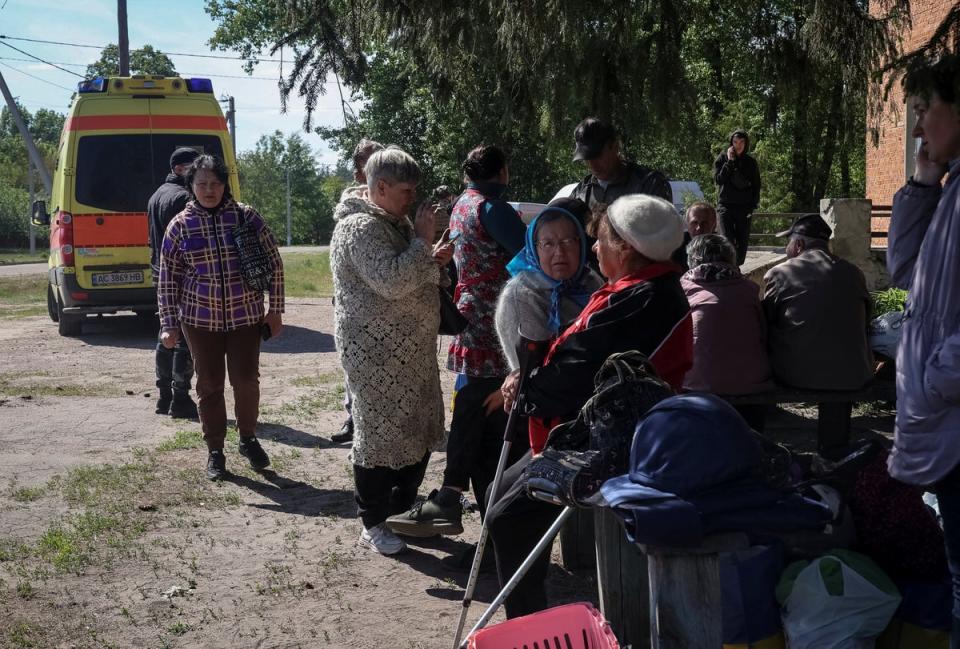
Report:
182,323,262,450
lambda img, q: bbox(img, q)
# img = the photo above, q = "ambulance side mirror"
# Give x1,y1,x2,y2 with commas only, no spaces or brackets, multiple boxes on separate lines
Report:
32,200,49,226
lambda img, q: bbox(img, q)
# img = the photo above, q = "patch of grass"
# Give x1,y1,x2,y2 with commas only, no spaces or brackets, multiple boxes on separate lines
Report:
167,622,192,636
37,510,146,573
0,538,31,562
0,372,119,397
0,249,46,265
0,273,47,319
61,463,156,507
281,251,333,297
11,484,46,503
157,429,205,452
852,400,896,418
270,383,345,421
4,620,45,647
15,580,35,599
290,371,341,388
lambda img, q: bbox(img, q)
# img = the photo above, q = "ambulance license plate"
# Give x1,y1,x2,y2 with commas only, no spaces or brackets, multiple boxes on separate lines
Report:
91,271,144,286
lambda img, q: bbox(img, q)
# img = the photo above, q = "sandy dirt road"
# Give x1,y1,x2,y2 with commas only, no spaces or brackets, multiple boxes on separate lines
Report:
0,300,595,648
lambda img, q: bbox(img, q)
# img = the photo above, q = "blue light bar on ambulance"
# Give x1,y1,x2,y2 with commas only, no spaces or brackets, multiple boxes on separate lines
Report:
186,78,214,93
77,77,107,93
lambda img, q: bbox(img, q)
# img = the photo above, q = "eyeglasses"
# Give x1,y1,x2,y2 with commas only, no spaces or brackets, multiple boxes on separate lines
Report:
536,237,579,253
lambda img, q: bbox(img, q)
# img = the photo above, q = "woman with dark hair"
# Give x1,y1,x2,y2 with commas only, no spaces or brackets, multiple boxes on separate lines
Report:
386,144,527,539
158,154,285,481
887,53,960,642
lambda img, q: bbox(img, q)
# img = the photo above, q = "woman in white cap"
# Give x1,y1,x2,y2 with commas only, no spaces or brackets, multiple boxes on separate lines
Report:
488,193,694,618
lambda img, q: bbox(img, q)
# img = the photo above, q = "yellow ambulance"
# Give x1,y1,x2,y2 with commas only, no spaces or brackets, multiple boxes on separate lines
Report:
32,75,240,336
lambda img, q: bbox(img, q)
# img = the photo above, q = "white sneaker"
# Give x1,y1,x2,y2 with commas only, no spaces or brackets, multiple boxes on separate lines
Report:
359,523,407,556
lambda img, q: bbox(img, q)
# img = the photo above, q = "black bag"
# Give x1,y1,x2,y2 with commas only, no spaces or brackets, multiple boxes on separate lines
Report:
439,286,468,335
527,351,675,507
232,206,273,292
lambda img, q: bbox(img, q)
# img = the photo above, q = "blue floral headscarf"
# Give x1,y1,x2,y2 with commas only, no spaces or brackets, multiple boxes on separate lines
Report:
506,207,595,334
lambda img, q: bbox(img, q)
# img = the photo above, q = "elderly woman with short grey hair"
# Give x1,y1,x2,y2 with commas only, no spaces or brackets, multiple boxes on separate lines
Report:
681,233,772,402
330,146,454,556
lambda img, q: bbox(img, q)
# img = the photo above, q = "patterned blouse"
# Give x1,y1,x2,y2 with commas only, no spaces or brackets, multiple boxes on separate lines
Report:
447,186,518,377
158,199,284,332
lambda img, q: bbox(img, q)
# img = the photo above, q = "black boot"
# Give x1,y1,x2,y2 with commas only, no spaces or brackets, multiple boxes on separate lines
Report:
155,389,173,415
331,417,354,443
239,437,270,470
206,449,226,481
169,394,198,419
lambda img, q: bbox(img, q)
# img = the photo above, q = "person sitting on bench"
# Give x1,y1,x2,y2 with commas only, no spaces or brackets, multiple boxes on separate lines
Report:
762,213,873,391
488,194,693,618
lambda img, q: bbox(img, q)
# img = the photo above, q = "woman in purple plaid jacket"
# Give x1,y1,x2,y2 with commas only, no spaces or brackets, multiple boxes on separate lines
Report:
158,154,285,481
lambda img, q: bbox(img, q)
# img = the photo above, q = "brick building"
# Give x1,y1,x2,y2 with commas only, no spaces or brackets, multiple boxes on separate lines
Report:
866,0,954,206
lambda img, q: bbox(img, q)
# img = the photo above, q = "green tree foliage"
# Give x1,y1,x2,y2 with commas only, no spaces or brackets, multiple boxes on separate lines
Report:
0,102,63,246
237,130,337,244
84,44,177,78
207,0,922,212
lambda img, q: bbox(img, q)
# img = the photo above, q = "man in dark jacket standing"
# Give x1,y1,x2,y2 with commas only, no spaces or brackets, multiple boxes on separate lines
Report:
570,117,672,214
714,129,761,266
148,147,200,418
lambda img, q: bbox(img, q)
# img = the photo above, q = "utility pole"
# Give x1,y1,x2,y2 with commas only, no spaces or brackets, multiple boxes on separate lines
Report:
117,0,130,76
286,168,292,246
0,69,52,193
219,95,236,154
27,160,36,254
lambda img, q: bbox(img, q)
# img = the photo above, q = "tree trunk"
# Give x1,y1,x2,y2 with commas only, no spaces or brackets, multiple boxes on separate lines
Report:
790,64,812,211
813,79,843,202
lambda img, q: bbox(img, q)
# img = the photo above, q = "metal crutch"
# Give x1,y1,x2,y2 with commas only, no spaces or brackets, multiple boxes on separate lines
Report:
458,503,574,647
451,336,547,649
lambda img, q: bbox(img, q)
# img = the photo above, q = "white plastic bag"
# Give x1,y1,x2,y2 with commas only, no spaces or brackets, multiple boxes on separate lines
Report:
780,553,901,649
869,311,904,359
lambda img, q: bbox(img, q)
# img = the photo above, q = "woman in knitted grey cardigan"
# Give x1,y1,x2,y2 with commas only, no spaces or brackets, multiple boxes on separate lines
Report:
495,202,603,368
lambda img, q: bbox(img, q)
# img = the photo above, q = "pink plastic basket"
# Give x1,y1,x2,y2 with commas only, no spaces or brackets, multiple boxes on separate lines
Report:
467,602,620,649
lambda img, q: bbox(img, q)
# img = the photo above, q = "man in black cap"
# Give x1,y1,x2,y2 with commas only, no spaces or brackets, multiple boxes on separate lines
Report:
762,213,873,391
714,129,761,266
569,117,672,217
147,147,201,418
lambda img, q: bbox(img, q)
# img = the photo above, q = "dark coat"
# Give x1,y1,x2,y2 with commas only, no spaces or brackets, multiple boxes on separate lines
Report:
525,265,692,422
571,161,673,213
148,173,192,280
714,133,761,209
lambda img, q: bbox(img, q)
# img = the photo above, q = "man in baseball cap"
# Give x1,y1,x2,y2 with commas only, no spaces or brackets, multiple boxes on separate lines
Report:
568,117,672,215
762,212,873,396
147,146,202,419
775,212,833,241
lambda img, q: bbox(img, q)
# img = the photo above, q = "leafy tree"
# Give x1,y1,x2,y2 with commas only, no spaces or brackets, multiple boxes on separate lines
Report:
0,102,60,246
85,44,177,78
206,0,933,212
237,130,336,243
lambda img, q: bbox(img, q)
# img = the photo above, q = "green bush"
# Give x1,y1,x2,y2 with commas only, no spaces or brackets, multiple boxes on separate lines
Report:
0,184,47,248
872,287,908,318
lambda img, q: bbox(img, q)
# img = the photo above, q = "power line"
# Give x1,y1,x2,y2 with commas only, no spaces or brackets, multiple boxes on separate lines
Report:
0,61,74,91
0,56,279,81
0,40,83,77
0,34,283,63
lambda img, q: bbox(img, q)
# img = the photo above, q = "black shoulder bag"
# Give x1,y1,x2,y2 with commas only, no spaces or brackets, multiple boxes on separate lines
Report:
232,205,273,292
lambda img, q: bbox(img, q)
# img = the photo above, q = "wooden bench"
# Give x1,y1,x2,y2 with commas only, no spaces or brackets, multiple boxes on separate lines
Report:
594,506,750,648
722,379,896,460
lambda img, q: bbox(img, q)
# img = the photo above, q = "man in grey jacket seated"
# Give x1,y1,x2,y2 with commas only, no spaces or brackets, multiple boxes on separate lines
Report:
762,213,873,391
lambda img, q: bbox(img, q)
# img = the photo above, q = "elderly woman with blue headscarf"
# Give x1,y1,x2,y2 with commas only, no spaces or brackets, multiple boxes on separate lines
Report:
495,198,604,370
